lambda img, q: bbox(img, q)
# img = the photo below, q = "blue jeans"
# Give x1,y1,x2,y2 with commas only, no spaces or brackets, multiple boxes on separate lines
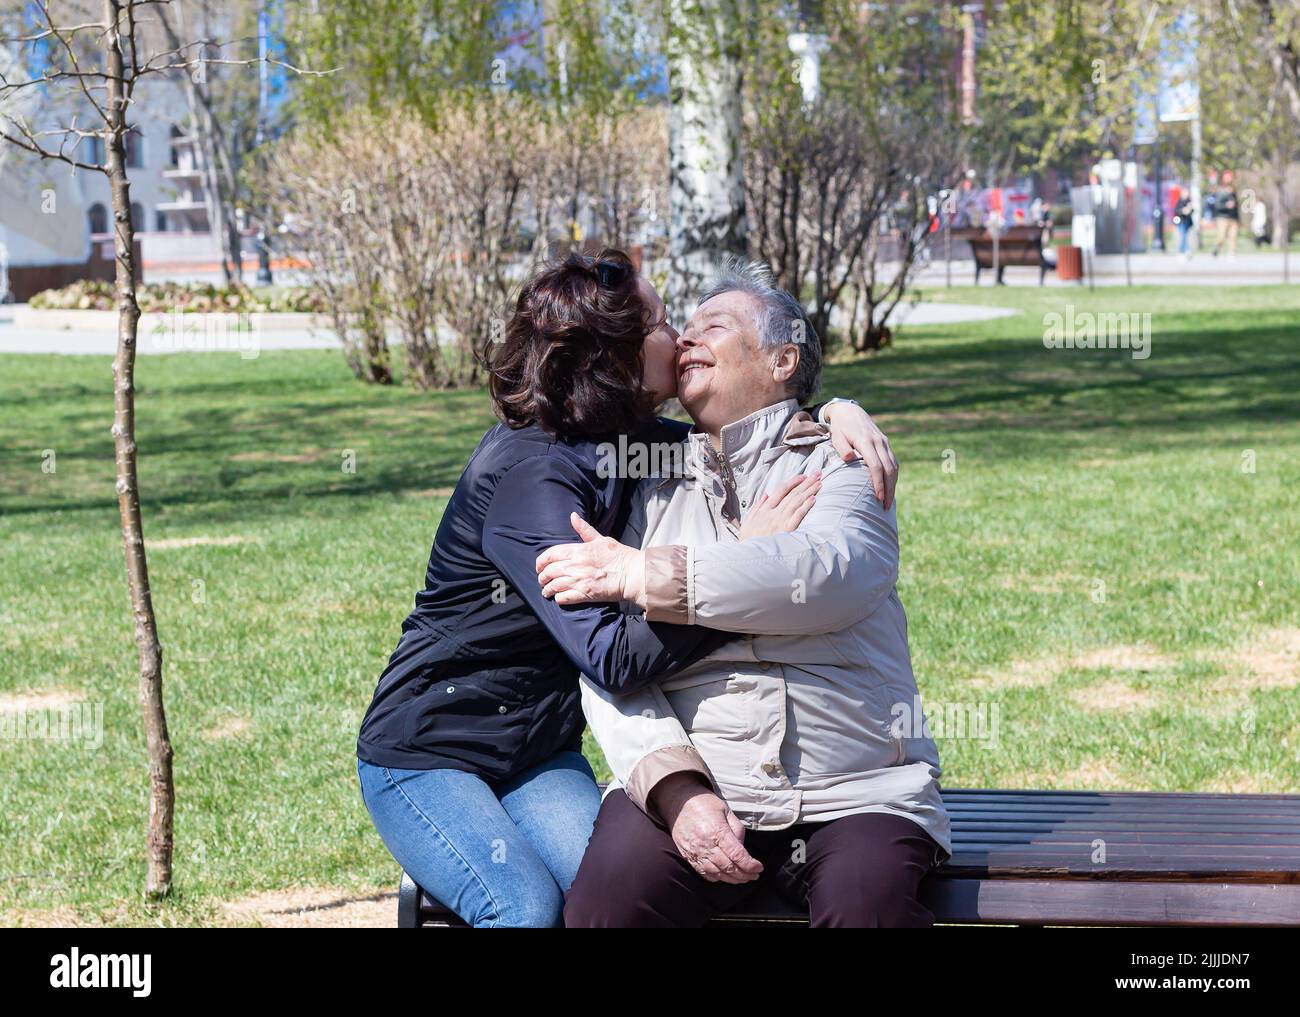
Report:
356,751,601,927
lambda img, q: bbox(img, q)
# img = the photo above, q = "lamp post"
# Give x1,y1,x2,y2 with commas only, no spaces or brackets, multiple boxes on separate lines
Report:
254,0,273,286
1153,133,1165,252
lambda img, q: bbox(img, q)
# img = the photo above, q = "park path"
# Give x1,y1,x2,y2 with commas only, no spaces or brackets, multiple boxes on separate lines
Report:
0,301,1018,356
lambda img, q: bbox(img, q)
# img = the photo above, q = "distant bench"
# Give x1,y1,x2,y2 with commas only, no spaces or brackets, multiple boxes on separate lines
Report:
951,225,1053,286
398,787,1300,927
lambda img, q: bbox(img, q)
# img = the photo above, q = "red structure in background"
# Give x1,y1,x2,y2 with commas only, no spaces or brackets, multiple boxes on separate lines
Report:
6,237,141,303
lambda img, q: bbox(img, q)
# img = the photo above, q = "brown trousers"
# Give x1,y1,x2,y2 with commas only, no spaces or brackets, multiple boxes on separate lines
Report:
564,789,939,928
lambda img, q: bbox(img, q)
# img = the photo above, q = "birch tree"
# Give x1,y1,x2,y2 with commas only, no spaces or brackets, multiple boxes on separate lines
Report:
665,0,747,323
1249,0,1300,122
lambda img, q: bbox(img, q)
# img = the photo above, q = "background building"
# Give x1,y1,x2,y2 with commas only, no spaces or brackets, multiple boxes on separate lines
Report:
1,76,242,299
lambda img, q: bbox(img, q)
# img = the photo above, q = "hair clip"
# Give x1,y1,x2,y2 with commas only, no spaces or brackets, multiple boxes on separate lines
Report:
593,259,629,289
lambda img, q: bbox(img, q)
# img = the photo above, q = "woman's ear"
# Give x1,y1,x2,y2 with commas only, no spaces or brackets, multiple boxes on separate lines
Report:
771,344,800,386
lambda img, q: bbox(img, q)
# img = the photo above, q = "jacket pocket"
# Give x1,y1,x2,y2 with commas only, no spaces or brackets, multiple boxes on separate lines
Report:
661,675,738,735
401,667,527,752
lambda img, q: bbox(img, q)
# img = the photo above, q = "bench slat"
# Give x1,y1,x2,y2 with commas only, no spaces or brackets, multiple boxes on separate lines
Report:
951,832,1300,846
942,789,1300,802
949,816,1300,828
717,881,1300,927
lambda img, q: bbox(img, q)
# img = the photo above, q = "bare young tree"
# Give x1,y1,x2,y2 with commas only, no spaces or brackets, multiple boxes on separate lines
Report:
743,0,966,351
154,0,247,284
572,106,669,253
1,0,174,897
0,0,321,897
255,122,396,383
260,105,518,390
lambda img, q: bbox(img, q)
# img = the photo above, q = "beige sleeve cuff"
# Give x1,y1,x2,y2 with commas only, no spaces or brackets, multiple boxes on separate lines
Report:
642,544,689,624
625,744,715,820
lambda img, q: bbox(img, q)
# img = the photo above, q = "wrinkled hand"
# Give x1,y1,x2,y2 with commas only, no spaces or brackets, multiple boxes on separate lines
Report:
823,402,899,510
741,471,821,540
536,512,644,606
652,773,763,885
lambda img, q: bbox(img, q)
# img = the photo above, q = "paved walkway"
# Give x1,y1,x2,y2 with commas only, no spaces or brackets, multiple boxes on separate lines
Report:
0,301,1022,355
0,310,342,355
2,249,1293,356
0,326,340,356
887,302,1019,325
913,249,1299,288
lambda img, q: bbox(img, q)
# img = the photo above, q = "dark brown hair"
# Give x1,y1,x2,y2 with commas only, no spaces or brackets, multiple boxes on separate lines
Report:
487,248,657,439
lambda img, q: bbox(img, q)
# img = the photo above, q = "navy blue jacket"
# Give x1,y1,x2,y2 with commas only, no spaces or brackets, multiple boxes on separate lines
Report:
356,415,735,782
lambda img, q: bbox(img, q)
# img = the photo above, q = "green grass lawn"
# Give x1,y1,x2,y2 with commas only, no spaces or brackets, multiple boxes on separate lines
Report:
2,283,1298,925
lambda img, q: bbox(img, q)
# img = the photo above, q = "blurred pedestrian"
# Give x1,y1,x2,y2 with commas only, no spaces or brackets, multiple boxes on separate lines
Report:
1251,194,1269,248
1212,171,1239,259
1141,186,1155,249
1035,201,1057,270
1173,194,1195,260
1202,189,1218,250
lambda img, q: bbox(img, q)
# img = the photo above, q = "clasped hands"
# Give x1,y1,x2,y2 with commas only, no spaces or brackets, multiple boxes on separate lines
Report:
534,471,823,608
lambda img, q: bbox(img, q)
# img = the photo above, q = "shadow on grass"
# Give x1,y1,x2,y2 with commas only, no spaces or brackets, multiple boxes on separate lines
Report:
4,315,1297,525
824,322,1300,428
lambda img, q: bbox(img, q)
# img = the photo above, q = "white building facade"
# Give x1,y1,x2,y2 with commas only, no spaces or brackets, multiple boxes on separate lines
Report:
2,76,235,293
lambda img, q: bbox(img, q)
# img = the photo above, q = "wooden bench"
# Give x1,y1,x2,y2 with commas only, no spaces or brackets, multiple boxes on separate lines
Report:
397,786,1300,927
951,225,1053,286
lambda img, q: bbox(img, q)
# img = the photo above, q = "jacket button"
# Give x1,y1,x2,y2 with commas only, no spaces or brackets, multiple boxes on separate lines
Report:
498,706,507,714
446,686,455,693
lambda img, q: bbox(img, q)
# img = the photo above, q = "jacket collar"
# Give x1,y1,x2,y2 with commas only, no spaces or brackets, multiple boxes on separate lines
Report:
684,398,828,481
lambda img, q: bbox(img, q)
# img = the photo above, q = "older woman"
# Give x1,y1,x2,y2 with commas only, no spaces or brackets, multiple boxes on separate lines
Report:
354,249,897,927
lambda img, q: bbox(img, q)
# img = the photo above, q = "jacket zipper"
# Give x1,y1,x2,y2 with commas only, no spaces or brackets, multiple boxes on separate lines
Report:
715,447,742,528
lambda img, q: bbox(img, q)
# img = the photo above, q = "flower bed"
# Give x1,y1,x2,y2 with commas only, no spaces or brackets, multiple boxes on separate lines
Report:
28,280,327,314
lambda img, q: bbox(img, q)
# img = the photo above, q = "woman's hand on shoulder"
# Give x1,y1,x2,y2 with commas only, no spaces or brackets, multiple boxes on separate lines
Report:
740,471,821,539
822,401,899,509
536,513,646,608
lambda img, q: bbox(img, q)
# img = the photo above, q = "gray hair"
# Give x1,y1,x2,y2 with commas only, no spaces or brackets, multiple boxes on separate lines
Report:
695,257,822,403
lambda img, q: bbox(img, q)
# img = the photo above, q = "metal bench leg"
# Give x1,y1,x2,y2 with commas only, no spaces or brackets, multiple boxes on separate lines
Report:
397,870,420,928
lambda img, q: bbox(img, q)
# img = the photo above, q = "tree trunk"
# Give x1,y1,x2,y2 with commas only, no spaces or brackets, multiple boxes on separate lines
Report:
158,4,243,284
665,0,748,323
1256,0,1300,123
1272,189,1288,248
105,0,174,898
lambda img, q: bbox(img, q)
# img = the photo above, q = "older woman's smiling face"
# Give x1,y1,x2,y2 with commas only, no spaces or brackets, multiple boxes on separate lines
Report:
676,289,793,433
